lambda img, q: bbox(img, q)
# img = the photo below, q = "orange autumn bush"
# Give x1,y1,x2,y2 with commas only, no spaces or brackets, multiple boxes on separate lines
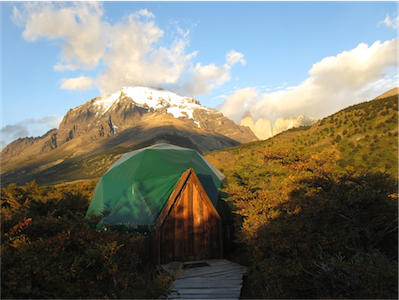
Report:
227,148,398,299
1,181,174,299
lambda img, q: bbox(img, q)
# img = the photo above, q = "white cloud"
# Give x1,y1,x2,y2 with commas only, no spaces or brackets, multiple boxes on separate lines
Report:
380,14,398,30
177,27,190,38
213,95,228,99
226,50,246,66
217,87,259,123
13,2,241,97
13,2,107,71
219,38,398,125
175,63,231,96
309,40,397,93
97,17,202,95
60,76,94,91
137,9,155,19
174,50,246,96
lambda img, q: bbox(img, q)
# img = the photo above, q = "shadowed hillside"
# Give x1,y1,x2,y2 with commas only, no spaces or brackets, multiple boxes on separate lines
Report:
204,93,398,299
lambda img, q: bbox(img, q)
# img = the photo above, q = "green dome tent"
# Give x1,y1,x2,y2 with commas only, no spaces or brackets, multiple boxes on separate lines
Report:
86,143,232,233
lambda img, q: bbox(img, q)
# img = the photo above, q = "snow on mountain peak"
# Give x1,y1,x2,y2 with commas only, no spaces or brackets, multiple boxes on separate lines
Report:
92,91,122,114
92,86,210,126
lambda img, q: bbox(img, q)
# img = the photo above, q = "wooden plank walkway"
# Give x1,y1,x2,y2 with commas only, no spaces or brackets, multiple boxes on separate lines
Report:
161,259,247,299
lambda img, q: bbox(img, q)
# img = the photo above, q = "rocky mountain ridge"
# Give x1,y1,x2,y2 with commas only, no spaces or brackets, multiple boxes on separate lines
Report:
240,111,273,140
240,111,318,140
1,86,258,185
3,86,258,159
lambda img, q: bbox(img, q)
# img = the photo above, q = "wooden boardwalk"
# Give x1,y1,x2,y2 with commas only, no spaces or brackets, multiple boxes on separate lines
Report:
161,259,247,299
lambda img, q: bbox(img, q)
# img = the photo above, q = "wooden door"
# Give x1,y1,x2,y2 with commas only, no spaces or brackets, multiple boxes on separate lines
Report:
156,169,223,264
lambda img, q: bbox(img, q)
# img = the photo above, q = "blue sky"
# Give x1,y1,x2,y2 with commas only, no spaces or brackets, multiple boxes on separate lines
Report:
1,1,398,149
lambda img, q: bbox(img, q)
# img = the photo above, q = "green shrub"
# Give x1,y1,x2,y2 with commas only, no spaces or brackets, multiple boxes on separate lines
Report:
1,182,173,299
227,149,398,299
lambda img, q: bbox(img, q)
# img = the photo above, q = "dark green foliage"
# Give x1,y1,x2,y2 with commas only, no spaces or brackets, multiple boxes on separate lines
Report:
206,93,398,299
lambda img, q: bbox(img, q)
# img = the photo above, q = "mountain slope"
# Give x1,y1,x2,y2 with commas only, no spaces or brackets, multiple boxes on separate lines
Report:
55,86,257,148
1,114,245,185
1,86,258,186
206,91,399,186
373,87,398,100
206,91,398,300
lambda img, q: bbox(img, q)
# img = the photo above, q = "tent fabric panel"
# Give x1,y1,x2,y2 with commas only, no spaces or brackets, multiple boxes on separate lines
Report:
102,184,152,227
99,175,181,227
199,155,226,182
85,177,105,218
104,150,147,180
93,177,138,216
138,174,182,221
143,143,192,151
127,148,222,205
104,151,137,174
86,143,232,234
107,143,193,175
196,174,220,207
134,150,195,180
185,153,224,201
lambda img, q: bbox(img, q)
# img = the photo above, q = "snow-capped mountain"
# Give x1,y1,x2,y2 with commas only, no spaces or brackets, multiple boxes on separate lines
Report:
1,86,258,185
56,86,257,147
91,86,206,125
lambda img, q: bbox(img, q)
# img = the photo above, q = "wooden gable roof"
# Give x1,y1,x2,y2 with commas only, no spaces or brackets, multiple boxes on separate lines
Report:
156,168,221,228
155,168,223,263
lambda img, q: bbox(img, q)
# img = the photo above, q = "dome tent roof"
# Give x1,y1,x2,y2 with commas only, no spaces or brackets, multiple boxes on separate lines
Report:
86,143,227,233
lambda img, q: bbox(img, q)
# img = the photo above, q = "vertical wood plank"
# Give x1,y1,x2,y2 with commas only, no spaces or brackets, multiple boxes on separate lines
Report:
197,184,204,256
187,179,194,259
154,231,160,265
212,215,219,259
214,221,219,258
183,182,190,259
175,193,184,260
202,199,209,256
161,213,168,264
193,179,199,256
160,225,165,264
168,207,175,261
164,226,169,264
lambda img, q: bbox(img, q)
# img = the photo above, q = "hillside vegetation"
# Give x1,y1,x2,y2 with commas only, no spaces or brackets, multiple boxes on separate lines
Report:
218,149,397,298
1,181,174,299
1,94,397,299
206,94,398,186
204,94,398,298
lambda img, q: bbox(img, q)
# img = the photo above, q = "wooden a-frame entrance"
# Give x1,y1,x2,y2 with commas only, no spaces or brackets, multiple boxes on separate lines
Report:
155,168,223,264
